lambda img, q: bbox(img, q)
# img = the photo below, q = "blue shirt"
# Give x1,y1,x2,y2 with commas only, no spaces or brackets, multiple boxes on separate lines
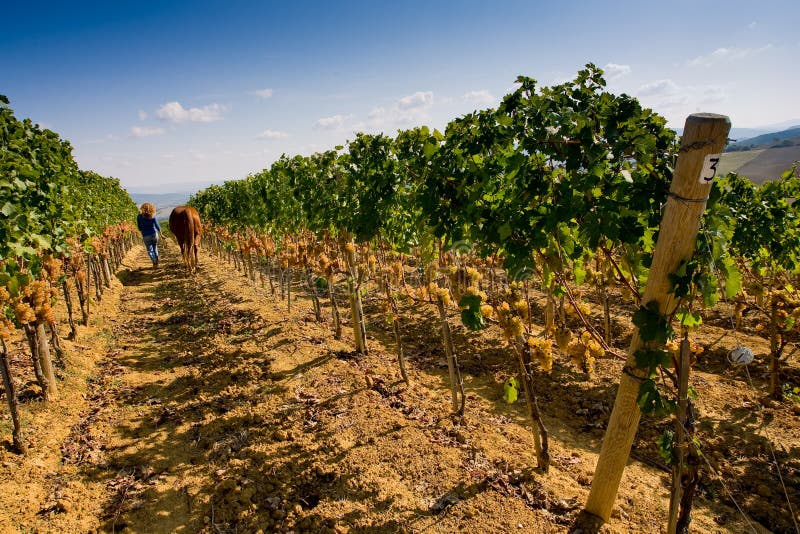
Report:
137,214,161,237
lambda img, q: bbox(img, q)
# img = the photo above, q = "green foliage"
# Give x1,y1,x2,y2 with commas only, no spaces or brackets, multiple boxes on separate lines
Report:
0,95,136,335
459,293,486,331
637,379,676,417
632,301,672,344
0,95,135,262
675,308,702,328
719,170,800,273
314,276,329,292
503,377,519,404
782,384,800,403
657,429,676,465
634,348,671,378
190,65,678,315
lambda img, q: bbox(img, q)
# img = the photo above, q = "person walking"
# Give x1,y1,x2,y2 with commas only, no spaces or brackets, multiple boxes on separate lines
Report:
137,203,164,267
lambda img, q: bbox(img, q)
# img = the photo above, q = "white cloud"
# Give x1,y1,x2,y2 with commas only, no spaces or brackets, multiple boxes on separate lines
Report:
637,79,680,97
256,129,288,139
371,90,435,128
85,134,118,144
131,126,165,137
314,114,353,130
698,87,726,105
748,21,757,29
688,45,773,67
635,78,728,121
462,90,496,107
368,107,386,119
397,91,433,110
603,63,631,81
138,110,148,120
252,88,274,99
156,101,226,123
321,90,438,134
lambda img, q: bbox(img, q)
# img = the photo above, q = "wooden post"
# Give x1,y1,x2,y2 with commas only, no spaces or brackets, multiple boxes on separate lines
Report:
101,256,112,287
436,298,461,413
36,322,59,399
667,337,692,533
62,279,78,340
584,113,730,522
0,339,26,454
512,337,550,470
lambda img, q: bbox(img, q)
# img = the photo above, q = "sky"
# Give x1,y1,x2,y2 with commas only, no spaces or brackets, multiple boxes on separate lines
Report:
2,0,799,194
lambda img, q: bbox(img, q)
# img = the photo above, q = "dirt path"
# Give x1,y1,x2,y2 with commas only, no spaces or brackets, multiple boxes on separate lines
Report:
1,238,795,533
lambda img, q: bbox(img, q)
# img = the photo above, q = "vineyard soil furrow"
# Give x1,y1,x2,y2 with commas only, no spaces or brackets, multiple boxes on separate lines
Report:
0,238,795,532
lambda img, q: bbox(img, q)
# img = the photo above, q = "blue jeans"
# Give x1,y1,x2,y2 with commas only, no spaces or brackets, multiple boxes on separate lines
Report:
142,233,159,261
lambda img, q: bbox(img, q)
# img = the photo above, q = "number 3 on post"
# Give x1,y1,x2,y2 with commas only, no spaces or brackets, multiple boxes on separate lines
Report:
699,153,721,184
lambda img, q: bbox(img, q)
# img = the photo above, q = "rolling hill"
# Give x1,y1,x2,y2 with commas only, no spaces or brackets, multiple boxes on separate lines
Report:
129,192,191,221
726,126,800,151
719,145,800,184
712,125,800,183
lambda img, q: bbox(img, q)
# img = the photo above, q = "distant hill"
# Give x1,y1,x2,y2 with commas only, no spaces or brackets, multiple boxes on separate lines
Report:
726,126,800,152
727,127,772,141
718,145,800,184
129,192,191,221
674,120,800,144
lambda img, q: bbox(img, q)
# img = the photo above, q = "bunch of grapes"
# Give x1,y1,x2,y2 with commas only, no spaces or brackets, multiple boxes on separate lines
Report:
494,301,524,340
244,231,263,256
565,331,603,374
279,239,298,269
0,285,14,340
260,235,276,258
427,281,452,307
447,265,483,301
664,338,704,368
527,335,554,372
10,278,37,326
90,236,104,256
42,255,63,281
565,290,592,319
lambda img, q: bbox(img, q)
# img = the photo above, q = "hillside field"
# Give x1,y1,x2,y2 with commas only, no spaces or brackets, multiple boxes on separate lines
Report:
720,146,800,183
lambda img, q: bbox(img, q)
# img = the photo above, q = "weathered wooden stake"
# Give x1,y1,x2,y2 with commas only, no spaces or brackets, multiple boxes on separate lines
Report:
584,113,730,523
436,298,462,413
0,339,26,454
667,337,692,533
62,279,78,340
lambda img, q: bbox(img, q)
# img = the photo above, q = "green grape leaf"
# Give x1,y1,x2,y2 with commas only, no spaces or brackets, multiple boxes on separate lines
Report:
6,277,20,298
724,266,742,299
675,308,702,328
498,223,512,241
637,379,676,417
459,293,486,331
632,301,671,344
573,263,587,286
1,202,17,217
657,429,676,465
503,377,519,404
633,349,671,377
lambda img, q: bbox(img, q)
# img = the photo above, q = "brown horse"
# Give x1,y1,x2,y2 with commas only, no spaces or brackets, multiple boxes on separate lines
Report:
169,206,202,272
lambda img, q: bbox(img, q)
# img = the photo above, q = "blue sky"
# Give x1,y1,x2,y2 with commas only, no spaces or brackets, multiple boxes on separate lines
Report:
2,0,798,193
